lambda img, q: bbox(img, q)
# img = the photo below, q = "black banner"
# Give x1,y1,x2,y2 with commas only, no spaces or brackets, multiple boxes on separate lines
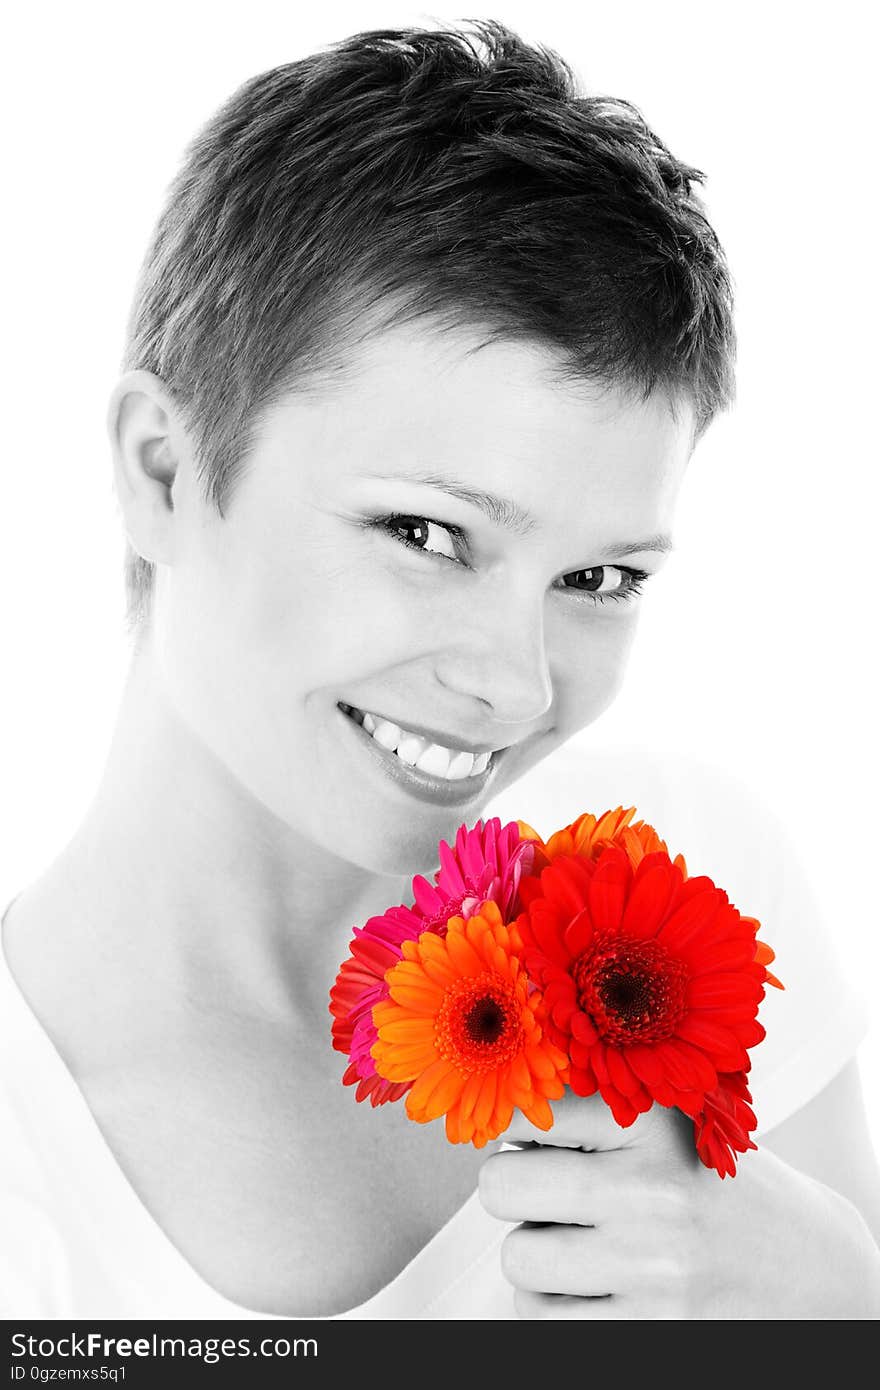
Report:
2,1320,549,1385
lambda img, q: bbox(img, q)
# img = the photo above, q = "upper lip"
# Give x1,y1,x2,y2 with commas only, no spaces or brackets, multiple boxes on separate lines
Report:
340,702,515,756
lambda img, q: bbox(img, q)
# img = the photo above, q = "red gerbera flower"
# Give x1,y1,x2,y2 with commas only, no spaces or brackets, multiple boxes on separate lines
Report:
329,818,534,1105
519,807,783,993
516,845,775,1172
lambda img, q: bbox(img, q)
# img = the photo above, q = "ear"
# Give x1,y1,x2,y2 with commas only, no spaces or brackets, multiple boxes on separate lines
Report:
107,370,188,566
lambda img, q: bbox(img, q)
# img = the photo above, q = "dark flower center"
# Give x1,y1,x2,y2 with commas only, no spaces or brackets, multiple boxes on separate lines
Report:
436,972,523,1073
464,997,506,1045
573,933,688,1045
600,970,653,1020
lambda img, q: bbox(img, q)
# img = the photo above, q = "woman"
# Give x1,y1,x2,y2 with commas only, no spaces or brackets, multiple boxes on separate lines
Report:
2,21,878,1320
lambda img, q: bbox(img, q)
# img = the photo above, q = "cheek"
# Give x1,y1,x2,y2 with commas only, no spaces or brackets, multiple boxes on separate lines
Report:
202,534,421,692
160,541,455,811
490,614,640,803
551,608,641,731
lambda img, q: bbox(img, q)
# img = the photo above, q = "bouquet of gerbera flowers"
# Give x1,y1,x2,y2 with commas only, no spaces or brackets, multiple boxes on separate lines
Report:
329,809,783,1178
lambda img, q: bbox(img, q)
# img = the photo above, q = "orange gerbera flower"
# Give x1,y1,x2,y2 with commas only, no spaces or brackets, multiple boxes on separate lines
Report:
371,900,568,1147
517,805,689,876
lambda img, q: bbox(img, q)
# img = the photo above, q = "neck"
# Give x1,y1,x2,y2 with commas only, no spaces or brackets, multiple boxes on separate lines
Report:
41,642,414,1025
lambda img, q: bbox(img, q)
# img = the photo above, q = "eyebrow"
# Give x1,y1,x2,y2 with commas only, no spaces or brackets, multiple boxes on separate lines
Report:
360,469,674,556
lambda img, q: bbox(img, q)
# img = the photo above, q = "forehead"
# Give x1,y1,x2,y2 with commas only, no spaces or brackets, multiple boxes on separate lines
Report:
251,321,695,527
297,318,688,434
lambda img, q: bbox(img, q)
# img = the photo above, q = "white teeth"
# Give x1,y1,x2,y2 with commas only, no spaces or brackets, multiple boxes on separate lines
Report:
414,743,454,777
395,733,428,767
446,750,477,780
371,718,402,750
347,705,493,781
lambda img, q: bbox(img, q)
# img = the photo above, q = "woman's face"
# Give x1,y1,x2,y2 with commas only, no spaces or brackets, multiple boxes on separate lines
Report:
154,323,694,873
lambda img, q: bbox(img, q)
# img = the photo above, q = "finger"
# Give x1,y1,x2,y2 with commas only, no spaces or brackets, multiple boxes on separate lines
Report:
514,1289,686,1320
515,1290,625,1320
502,1089,698,1165
502,1090,634,1150
502,1223,683,1297
479,1144,690,1226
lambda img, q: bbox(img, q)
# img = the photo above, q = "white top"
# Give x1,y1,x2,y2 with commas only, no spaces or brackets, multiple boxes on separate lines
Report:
0,741,871,1319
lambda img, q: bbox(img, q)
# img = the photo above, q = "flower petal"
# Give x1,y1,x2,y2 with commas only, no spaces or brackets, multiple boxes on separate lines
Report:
587,849,631,932
621,855,682,939
437,837,468,896
686,974,765,1009
410,1060,467,1120
657,885,724,953
473,1069,498,1133
563,908,595,958
544,856,594,918
606,1046,641,1096
598,1081,640,1127
444,926,486,978
673,1016,749,1071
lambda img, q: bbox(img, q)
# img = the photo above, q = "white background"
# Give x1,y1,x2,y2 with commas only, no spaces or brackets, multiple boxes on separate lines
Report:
1,2,877,1150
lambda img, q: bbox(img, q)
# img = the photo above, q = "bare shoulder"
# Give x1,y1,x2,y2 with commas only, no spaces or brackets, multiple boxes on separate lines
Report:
0,877,102,1057
761,1058,880,1244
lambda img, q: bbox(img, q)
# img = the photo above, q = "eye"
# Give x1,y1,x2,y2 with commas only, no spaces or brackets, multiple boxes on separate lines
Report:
379,514,461,561
559,565,649,605
371,514,649,604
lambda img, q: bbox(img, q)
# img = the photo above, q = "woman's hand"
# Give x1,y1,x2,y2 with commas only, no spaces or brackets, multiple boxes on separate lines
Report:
479,1092,880,1319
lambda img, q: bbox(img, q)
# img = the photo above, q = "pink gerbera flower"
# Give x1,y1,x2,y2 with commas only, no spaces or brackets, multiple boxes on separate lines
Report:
329,817,535,1105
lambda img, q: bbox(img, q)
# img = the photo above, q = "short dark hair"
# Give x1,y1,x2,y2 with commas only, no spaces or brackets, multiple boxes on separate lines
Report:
121,18,735,633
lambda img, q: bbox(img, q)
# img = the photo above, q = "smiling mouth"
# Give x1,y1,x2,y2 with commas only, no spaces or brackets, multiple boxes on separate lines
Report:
338,702,498,783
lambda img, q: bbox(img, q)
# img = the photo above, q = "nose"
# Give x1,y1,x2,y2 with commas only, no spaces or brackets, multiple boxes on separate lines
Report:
434,589,554,726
